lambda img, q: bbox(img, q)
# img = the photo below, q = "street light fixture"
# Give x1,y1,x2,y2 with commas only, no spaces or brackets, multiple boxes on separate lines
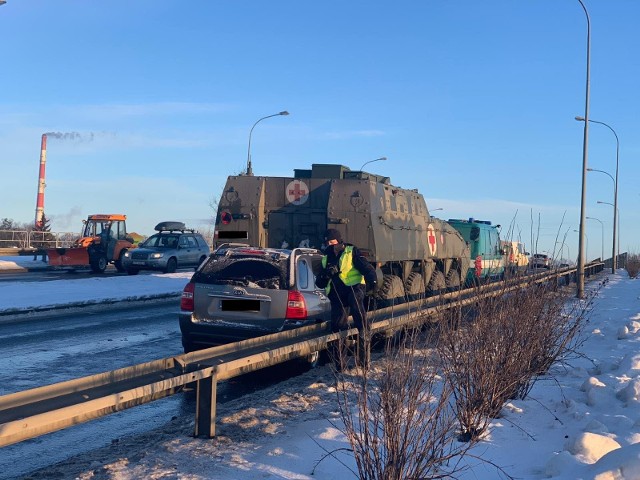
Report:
359,156,387,172
586,216,604,261
246,111,289,176
574,0,591,299
577,116,620,273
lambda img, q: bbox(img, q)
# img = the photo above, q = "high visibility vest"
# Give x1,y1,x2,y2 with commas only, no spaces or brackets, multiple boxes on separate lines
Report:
321,246,365,294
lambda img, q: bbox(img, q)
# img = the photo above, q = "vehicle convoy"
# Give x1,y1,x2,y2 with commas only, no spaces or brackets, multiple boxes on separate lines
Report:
47,214,134,273
121,221,210,274
179,244,330,363
213,163,471,301
501,240,529,275
447,218,506,284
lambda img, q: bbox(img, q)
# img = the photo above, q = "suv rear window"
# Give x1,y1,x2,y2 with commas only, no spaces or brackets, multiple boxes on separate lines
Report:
193,257,289,290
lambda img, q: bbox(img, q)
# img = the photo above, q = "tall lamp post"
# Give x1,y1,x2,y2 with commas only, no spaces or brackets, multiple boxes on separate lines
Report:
359,156,387,171
597,200,620,267
575,0,591,298
586,216,604,261
577,116,619,273
574,229,589,263
246,111,289,176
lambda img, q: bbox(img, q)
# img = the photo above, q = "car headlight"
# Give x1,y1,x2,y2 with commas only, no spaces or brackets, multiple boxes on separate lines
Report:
151,253,164,259
124,251,131,258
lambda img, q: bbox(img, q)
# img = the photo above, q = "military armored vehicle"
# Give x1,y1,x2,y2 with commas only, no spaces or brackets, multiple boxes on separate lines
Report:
214,163,471,301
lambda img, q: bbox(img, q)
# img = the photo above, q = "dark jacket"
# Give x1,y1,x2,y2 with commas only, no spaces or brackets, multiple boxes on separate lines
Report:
316,243,377,292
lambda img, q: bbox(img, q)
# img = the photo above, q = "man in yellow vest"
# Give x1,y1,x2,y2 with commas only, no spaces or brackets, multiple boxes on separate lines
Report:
315,229,377,369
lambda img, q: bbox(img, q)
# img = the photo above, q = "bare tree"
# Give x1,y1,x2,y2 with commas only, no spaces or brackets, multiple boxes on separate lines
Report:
329,326,473,479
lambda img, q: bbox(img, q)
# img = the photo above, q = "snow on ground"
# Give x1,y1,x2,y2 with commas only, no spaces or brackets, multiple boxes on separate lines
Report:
0,256,190,314
3,255,640,479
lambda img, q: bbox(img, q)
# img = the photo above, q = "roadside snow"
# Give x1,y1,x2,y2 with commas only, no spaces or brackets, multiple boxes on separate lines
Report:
3,257,640,479
0,256,190,313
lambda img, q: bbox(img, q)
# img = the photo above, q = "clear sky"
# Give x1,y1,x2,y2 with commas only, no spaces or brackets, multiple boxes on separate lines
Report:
1,1,638,260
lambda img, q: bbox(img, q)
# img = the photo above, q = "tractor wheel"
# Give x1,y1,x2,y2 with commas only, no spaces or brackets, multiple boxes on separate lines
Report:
426,271,446,295
164,257,177,274
90,255,107,273
445,270,461,290
404,272,424,297
114,250,127,273
376,275,405,301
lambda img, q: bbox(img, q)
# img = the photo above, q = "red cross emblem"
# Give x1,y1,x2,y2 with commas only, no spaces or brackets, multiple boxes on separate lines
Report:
286,180,309,205
427,224,437,256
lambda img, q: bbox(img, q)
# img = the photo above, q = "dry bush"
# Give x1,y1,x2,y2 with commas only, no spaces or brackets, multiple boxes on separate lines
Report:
438,278,593,441
626,253,640,278
328,327,473,480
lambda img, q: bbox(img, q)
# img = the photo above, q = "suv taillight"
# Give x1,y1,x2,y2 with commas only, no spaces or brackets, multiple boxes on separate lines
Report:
180,282,195,311
285,290,307,320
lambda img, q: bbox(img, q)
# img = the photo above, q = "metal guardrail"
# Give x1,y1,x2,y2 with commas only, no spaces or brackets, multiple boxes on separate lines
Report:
0,230,76,250
0,262,604,447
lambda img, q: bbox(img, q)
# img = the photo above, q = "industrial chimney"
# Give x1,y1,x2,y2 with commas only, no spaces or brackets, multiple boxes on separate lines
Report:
34,134,47,228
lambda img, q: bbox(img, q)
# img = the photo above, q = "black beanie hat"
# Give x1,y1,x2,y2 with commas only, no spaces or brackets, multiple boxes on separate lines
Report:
324,229,343,244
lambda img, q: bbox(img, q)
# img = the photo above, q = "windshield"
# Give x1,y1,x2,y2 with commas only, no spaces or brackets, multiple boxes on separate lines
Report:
141,234,179,248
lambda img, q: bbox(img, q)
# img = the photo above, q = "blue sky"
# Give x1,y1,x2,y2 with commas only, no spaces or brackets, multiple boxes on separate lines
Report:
1,1,638,261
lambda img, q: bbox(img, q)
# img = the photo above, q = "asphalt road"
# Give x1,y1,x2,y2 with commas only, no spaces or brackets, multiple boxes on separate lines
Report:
0,295,312,479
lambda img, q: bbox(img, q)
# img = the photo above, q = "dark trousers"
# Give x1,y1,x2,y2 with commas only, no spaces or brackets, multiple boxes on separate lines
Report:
328,283,367,332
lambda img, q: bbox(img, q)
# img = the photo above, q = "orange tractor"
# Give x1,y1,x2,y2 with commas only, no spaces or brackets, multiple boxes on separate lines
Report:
47,214,134,273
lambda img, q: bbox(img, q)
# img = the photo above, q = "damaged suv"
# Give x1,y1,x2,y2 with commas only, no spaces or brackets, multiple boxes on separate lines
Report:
179,245,331,355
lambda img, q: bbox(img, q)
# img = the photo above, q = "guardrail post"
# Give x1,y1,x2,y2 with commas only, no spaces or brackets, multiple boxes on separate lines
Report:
194,372,218,438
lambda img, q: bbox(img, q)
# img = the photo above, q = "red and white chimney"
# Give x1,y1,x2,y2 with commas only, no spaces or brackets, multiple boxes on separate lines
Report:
34,134,47,228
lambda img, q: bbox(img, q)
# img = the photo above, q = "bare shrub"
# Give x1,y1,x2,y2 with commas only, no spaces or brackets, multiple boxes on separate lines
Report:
328,327,472,480
438,277,593,441
626,253,640,278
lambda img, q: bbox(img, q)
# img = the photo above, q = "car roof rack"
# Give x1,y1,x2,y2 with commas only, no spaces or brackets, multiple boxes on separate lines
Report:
154,221,194,233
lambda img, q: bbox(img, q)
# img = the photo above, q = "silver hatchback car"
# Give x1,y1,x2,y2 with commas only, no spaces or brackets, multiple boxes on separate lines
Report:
122,222,210,274
178,245,331,354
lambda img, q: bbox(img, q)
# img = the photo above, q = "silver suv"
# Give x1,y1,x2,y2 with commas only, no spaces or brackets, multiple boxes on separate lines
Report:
178,245,330,354
122,222,210,274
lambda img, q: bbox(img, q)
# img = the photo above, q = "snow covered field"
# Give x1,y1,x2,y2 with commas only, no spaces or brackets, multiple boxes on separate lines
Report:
2,256,640,479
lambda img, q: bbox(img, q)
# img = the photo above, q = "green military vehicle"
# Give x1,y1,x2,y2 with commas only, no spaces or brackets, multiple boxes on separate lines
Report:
214,163,470,302
447,218,506,285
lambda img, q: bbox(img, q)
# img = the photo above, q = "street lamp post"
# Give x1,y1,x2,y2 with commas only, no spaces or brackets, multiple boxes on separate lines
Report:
246,111,289,176
575,0,591,298
597,200,620,268
577,117,620,273
586,216,604,261
574,229,589,263
587,167,615,269
359,156,387,171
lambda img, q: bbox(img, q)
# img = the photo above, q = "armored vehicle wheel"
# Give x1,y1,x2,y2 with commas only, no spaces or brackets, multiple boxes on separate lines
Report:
376,275,405,301
90,255,107,273
404,272,424,296
445,270,461,289
427,271,446,295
